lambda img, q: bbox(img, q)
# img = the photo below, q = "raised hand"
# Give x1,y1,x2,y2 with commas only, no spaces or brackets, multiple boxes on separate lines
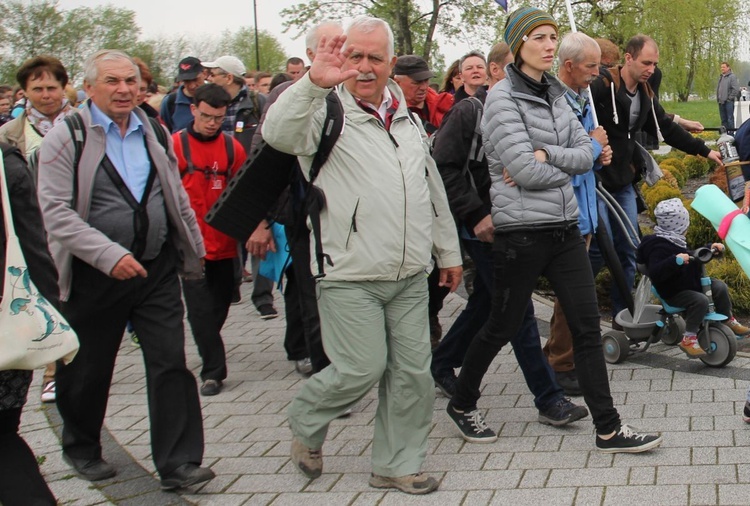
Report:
308,35,360,89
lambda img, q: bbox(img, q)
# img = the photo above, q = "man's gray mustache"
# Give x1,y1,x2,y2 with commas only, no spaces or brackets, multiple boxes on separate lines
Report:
356,73,377,81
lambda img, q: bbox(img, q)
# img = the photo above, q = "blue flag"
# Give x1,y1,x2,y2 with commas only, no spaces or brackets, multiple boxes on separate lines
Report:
495,0,508,11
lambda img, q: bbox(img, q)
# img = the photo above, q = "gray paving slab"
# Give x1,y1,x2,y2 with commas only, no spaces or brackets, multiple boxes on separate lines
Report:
17,284,750,505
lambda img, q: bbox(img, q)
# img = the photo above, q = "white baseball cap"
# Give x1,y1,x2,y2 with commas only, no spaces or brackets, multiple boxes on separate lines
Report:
201,55,246,77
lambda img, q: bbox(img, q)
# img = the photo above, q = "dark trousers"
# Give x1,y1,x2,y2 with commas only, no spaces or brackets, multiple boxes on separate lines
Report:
432,239,563,410
664,278,732,333
451,228,621,434
283,224,329,372
0,408,56,506
57,247,204,476
182,258,233,381
251,255,275,308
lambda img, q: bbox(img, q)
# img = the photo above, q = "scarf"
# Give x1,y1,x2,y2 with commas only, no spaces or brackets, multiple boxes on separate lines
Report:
654,198,689,249
25,99,73,136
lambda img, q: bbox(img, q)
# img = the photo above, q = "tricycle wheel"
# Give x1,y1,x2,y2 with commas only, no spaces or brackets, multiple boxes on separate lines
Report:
699,324,737,368
603,331,630,364
661,315,685,346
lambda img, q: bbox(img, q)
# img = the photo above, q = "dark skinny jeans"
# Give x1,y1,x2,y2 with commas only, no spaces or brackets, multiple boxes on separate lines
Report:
450,227,621,435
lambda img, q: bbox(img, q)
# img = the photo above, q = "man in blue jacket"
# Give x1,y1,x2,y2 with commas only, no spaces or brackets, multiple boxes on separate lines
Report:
160,57,205,132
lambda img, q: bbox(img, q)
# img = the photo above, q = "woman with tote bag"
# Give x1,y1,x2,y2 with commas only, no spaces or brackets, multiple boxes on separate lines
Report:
0,143,60,506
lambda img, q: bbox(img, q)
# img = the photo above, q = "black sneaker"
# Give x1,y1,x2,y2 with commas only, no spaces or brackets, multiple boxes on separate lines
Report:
538,398,589,427
596,424,663,453
434,373,457,398
200,379,223,396
258,304,278,320
555,370,582,396
743,401,750,424
446,404,497,443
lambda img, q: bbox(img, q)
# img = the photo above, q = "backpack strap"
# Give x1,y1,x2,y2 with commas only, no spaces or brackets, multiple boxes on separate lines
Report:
223,132,234,172
306,92,345,278
462,96,484,192
180,130,235,178
166,92,177,130
179,129,196,175
147,117,168,151
63,113,86,209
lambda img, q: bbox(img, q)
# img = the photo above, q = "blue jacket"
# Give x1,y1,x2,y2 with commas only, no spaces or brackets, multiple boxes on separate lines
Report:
564,88,602,236
160,85,194,133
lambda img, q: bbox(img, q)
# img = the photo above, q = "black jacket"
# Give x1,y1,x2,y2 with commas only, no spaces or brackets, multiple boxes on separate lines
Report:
590,66,710,192
636,234,702,299
431,86,490,232
0,143,60,410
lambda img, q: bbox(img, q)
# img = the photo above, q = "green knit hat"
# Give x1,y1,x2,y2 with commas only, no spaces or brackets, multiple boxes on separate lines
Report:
504,7,558,56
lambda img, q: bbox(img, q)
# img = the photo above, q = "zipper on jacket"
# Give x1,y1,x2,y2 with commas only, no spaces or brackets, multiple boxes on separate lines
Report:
389,116,409,281
345,197,360,249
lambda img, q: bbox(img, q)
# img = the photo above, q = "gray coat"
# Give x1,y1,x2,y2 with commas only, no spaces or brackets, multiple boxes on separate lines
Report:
482,65,593,232
37,104,205,301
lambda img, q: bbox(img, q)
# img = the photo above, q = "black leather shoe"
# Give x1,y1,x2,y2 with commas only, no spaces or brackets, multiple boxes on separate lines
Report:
160,463,215,491
200,379,223,396
62,453,116,481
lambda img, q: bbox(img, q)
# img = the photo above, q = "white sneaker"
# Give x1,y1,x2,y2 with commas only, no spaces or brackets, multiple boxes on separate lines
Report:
41,381,56,403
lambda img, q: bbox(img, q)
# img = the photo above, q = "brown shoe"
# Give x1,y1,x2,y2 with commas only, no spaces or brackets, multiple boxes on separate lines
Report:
728,318,750,337
369,472,439,495
290,438,322,479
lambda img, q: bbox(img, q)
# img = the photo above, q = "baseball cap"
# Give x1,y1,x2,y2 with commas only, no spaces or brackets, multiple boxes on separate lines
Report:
393,55,435,81
201,56,247,77
176,56,204,81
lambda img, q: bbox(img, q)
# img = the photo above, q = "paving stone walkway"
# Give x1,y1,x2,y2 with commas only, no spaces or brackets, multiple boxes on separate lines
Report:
20,281,750,505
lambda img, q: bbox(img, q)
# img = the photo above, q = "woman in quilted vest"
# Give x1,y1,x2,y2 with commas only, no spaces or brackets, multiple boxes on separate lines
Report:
446,7,662,454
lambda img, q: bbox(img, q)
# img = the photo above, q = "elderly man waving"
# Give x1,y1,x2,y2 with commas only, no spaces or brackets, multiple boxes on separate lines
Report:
262,15,462,495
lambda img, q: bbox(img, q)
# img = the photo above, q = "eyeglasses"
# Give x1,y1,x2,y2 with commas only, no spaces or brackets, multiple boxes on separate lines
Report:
197,110,226,123
209,71,227,78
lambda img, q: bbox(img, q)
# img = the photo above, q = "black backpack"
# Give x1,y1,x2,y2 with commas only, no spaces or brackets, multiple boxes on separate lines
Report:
206,93,344,277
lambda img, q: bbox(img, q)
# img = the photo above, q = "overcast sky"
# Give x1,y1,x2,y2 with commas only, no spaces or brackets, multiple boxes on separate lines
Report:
56,0,476,72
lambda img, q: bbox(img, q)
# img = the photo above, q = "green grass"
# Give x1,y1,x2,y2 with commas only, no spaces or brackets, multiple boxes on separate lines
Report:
660,100,721,131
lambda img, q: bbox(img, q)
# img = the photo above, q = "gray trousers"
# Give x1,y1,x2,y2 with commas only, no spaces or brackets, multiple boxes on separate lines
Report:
287,273,434,477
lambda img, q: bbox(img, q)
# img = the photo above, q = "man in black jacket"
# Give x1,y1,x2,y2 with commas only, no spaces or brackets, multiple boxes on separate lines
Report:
589,34,721,321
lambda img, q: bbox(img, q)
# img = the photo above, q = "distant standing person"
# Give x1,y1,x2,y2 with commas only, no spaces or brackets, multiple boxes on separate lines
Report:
717,61,739,132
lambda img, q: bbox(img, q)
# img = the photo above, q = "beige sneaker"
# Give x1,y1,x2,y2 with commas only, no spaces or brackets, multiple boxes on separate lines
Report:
290,438,322,479
679,334,706,357
727,318,750,337
369,472,439,495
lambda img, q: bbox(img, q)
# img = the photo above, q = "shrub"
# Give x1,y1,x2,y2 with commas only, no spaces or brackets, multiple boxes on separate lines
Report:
659,169,679,189
695,131,720,142
660,161,686,187
685,199,720,247
706,257,750,315
663,149,687,160
682,154,710,179
708,165,729,194
644,180,683,221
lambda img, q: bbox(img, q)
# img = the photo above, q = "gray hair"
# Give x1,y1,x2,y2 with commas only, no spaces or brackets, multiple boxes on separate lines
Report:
557,32,601,66
83,49,140,85
459,50,487,71
344,16,395,59
305,20,344,52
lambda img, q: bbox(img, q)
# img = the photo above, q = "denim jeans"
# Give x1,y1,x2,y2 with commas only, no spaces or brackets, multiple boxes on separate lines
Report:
451,227,621,434
589,183,639,316
719,101,735,132
432,239,563,410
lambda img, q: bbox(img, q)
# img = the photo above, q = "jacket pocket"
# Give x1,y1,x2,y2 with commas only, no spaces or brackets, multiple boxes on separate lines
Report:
345,197,360,250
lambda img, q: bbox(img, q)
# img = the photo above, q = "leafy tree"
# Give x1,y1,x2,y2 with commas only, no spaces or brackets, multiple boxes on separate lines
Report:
279,0,505,65
217,27,289,74
0,0,140,84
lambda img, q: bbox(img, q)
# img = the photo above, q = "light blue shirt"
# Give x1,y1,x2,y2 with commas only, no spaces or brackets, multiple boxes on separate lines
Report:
89,103,150,202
